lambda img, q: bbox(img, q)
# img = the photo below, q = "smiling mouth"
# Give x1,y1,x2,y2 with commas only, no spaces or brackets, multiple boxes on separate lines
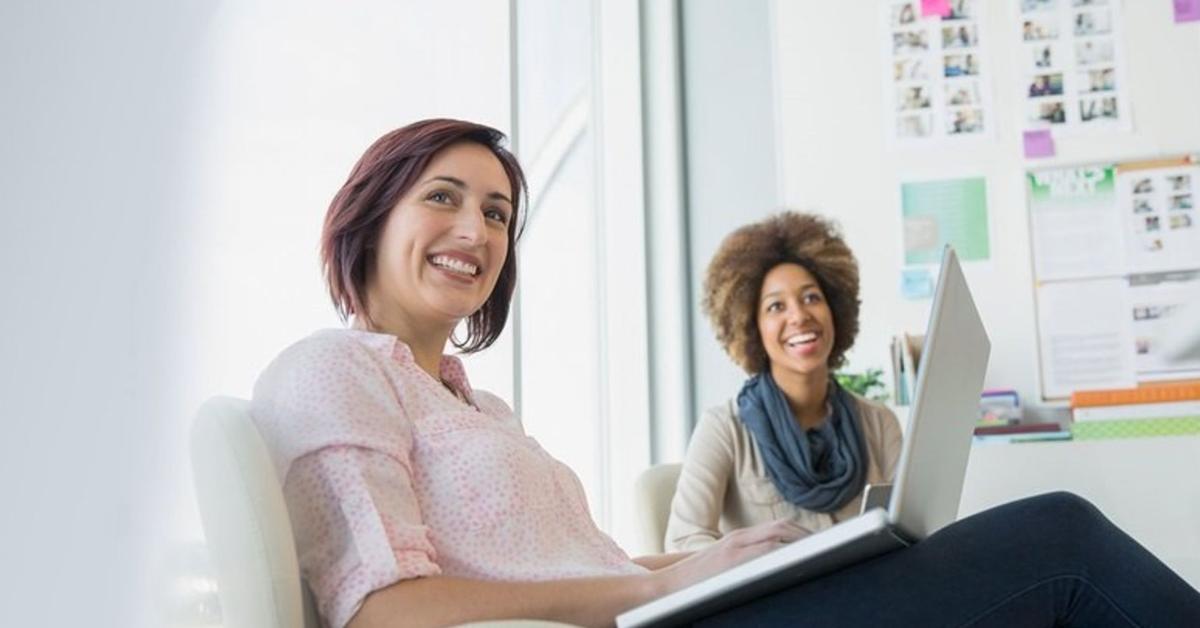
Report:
784,331,819,348
428,254,480,278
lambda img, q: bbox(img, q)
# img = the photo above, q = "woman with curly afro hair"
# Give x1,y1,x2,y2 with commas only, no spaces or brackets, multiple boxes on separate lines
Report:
666,211,903,551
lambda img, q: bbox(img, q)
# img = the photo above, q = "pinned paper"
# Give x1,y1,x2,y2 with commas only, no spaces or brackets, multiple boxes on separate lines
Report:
1176,0,1200,23
901,267,935,300
921,0,952,18
901,177,991,264
1024,130,1056,158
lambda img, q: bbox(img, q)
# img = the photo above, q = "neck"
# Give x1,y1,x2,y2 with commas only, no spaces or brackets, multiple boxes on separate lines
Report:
358,306,454,380
769,363,830,430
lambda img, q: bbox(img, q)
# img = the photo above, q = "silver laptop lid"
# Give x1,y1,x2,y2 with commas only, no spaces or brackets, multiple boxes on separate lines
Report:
888,246,990,539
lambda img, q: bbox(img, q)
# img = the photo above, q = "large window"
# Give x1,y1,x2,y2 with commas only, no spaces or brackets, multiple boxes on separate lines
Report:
513,0,653,547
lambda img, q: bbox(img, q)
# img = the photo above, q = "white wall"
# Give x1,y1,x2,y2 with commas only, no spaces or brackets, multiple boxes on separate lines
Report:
0,2,511,626
770,0,1200,406
1,3,211,626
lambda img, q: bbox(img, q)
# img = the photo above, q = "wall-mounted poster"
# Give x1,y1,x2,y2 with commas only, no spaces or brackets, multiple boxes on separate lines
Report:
884,0,995,145
1027,165,1124,281
901,176,991,264
1017,0,1132,136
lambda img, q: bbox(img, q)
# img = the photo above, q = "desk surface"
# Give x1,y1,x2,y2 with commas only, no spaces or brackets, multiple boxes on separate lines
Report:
960,435,1200,588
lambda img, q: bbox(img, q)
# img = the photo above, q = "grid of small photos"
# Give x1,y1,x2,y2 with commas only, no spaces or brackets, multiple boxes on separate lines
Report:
1020,0,1128,133
887,0,990,143
1125,167,1197,271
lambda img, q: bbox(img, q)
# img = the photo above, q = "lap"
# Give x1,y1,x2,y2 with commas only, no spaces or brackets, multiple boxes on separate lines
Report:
694,492,1199,627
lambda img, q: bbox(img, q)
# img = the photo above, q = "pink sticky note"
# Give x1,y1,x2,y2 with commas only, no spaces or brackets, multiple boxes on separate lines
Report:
922,0,952,18
1176,0,1200,23
1024,130,1056,158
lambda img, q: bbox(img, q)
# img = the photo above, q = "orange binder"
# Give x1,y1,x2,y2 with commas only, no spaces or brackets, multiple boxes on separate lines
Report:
1070,380,1200,408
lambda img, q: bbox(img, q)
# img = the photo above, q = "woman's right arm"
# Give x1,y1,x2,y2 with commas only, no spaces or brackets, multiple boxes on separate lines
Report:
349,518,810,628
664,407,737,551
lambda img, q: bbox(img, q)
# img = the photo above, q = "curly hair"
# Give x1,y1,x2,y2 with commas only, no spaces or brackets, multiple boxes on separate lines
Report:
703,211,861,374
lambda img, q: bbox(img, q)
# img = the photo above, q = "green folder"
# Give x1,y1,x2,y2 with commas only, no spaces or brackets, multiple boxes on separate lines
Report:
1071,416,1200,440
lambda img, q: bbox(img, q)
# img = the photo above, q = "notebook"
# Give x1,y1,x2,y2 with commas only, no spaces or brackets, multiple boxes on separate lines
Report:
617,246,991,627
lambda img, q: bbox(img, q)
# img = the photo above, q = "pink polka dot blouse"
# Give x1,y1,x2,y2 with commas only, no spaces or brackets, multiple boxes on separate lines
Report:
251,329,644,628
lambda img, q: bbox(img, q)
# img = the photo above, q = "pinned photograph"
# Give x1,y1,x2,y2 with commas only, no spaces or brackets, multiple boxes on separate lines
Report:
1078,68,1115,92
947,108,984,134
1075,39,1114,66
1170,213,1194,229
1167,174,1191,192
1074,9,1112,36
1028,73,1064,97
1142,237,1164,252
942,24,978,49
893,29,930,55
894,58,930,81
1144,215,1161,232
892,2,918,27
945,81,982,105
1029,100,1066,124
1022,0,1057,12
944,0,974,20
897,112,934,138
1170,194,1195,211
1133,304,1173,322
898,85,933,110
1023,17,1059,41
1079,96,1117,122
1133,178,1153,194
1133,198,1154,214
944,54,980,77
1032,44,1055,69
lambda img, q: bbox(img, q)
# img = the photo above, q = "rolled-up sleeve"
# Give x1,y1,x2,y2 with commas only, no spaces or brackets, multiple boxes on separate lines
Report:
285,446,440,628
251,333,440,628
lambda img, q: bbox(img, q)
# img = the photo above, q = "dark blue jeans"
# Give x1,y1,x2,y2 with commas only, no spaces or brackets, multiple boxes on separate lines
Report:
696,492,1200,627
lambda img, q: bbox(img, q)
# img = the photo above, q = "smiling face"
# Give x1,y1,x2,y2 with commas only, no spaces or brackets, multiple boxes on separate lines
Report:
364,141,514,334
757,262,836,381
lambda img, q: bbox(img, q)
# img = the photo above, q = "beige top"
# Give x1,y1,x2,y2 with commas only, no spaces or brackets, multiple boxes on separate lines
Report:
665,393,904,552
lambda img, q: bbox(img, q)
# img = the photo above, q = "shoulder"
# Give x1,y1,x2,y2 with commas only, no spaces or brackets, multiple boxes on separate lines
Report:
697,399,741,435
258,329,390,386
849,392,903,443
251,330,409,472
849,393,898,425
684,399,743,455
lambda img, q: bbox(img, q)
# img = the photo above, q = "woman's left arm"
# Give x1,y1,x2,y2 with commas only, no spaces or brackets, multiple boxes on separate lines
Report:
878,405,905,480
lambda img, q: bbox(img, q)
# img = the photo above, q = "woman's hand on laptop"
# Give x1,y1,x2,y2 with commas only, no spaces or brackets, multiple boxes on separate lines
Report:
653,519,813,596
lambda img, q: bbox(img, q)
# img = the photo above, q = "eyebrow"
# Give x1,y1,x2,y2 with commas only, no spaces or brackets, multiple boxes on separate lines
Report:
424,175,513,205
760,283,820,302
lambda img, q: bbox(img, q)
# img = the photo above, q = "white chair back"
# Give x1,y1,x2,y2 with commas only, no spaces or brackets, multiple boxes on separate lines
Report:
632,463,683,555
190,396,321,628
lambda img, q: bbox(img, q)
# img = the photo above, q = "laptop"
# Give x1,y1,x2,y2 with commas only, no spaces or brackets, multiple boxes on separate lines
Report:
617,246,991,628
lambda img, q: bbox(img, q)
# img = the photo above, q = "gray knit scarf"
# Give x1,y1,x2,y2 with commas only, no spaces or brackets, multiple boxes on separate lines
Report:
736,373,868,513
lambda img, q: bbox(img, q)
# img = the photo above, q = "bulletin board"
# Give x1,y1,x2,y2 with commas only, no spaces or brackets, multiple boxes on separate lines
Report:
1027,154,1200,400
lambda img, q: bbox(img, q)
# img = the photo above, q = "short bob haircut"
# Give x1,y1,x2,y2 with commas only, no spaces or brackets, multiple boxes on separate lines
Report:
703,211,861,374
320,119,527,353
